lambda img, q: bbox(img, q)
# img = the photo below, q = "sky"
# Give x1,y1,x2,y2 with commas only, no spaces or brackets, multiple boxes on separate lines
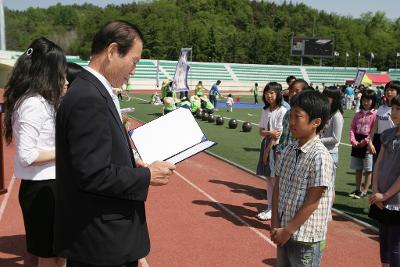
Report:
2,0,400,20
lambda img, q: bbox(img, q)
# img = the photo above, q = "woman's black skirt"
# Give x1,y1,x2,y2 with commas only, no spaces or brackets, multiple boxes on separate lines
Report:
18,179,56,258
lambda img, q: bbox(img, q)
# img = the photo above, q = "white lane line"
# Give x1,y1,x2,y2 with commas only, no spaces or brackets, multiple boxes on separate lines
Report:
174,170,277,248
133,96,150,102
139,258,149,267
131,96,352,147
0,175,16,223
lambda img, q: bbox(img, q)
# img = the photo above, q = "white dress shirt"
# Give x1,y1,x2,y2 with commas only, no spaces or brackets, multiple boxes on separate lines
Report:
85,66,122,119
13,95,56,180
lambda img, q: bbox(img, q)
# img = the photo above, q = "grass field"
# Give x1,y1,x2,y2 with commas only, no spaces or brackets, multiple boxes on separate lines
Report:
121,93,376,226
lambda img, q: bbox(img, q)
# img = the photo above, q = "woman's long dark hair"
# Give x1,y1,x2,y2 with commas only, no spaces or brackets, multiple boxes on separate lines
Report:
322,86,343,117
4,37,67,144
262,82,283,110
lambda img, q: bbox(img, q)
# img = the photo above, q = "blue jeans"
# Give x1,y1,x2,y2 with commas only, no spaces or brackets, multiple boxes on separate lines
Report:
277,239,325,267
209,94,217,108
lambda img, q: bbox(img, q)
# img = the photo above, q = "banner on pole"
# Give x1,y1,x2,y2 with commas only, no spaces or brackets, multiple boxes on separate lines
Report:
172,49,191,92
156,60,160,88
354,69,366,87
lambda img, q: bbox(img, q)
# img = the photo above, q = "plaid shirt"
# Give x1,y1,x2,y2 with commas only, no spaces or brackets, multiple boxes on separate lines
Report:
275,135,333,242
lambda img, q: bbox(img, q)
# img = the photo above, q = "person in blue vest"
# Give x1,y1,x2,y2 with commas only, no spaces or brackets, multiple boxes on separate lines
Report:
209,80,222,110
345,84,355,110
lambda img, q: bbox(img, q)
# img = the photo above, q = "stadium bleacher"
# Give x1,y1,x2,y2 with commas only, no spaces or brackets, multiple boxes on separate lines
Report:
389,69,400,81
230,64,303,83
64,57,391,90
305,67,380,85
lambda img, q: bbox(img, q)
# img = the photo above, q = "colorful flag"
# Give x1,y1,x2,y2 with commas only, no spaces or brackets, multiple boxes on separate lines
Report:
354,69,366,88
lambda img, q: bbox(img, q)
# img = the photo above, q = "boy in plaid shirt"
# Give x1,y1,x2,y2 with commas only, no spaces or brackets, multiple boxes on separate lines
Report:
271,90,334,267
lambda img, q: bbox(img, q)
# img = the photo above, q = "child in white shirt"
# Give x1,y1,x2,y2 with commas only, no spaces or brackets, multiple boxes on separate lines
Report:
226,94,234,112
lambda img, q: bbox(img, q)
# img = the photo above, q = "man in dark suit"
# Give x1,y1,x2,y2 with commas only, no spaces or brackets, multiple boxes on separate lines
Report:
54,20,176,267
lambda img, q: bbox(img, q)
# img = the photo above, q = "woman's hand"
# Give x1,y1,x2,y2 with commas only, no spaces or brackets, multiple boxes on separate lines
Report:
270,130,281,139
367,142,376,154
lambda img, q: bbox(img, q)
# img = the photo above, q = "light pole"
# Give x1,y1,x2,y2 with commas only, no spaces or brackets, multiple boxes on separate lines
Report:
370,52,374,69
333,51,339,68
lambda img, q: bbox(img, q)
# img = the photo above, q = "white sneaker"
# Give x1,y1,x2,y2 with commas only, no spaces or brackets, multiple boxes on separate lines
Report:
256,210,272,221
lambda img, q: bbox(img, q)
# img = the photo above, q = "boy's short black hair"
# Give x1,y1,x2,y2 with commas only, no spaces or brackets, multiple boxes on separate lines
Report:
391,95,400,107
289,79,309,91
291,90,330,133
360,89,377,110
286,75,296,84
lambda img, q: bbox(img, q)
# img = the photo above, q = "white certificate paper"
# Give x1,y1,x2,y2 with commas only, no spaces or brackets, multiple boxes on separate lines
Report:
130,108,216,164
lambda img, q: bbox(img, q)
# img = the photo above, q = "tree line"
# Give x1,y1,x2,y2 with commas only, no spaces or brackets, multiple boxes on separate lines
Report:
5,0,400,70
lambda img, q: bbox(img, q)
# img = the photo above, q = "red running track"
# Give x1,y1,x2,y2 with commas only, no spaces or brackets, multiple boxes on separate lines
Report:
0,117,380,266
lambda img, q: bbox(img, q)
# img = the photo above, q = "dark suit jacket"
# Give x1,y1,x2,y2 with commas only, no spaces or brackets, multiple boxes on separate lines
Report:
54,69,151,265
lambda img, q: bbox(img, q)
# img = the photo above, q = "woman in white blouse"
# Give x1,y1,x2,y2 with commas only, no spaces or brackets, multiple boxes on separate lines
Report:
4,37,68,267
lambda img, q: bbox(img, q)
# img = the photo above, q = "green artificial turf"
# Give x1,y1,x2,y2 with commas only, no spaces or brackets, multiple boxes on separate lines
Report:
121,93,376,226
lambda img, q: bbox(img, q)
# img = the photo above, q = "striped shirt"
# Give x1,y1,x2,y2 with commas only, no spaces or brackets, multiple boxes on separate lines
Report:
276,111,296,153
275,135,333,242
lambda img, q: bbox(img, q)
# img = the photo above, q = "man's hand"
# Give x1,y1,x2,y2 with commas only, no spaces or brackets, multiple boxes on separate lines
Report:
148,161,176,186
135,158,148,168
271,227,292,247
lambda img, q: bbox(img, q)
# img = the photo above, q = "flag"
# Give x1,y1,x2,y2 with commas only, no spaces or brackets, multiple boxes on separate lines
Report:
371,52,375,59
156,60,160,88
354,69,366,87
397,52,400,57
346,52,349,57
334,51,339,56
172,49,191,92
